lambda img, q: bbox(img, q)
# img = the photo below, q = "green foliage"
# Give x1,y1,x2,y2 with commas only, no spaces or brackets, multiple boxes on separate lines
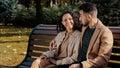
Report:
11,4,36,27
43,3,79,24
1,0,119,26
12,4,36,19
0,0,18,23
85,0,120,26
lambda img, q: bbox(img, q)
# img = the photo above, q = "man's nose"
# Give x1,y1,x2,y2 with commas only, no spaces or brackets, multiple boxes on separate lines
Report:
79,17,81,21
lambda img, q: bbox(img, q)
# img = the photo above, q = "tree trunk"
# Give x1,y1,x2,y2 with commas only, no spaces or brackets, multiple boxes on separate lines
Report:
46,0,51,7
50,0,58,7
70,0,79,5
53,0,57,5
34,0,44,24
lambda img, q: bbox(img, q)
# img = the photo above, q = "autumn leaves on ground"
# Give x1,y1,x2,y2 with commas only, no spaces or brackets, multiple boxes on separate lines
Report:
0,26,32,66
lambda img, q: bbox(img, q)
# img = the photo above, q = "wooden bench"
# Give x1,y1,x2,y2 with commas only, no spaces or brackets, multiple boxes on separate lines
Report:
13,24,58,68
0,24,120,68
107,27,120,67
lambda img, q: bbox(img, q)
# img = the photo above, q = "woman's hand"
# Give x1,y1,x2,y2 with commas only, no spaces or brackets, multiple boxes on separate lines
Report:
49,39,56,51
49,58,56,65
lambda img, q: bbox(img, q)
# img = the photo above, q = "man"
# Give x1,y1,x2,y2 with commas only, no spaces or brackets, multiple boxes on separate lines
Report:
51,2,113,68
69,2,113,68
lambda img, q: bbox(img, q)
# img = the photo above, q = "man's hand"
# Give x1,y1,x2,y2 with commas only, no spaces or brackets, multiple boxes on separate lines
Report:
69,64,80,68
39,55,47,60
49,58,56,65
49,39,56,51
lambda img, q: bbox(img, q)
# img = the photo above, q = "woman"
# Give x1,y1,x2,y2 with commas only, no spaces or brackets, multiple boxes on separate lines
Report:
31,10,81,68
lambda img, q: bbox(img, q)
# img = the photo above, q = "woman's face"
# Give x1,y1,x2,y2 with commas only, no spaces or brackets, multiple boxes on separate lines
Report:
62,13,74,30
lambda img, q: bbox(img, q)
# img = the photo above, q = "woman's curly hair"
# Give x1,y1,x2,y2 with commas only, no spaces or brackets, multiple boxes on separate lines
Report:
57,10,82,32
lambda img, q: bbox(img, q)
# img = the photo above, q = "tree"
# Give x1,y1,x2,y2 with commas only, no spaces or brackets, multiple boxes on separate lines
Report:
46,0,58,7
18,0,32,8
0,0,18,25
70,0,80,5
18,0,44,25
34,0,44,24
84,0,120,26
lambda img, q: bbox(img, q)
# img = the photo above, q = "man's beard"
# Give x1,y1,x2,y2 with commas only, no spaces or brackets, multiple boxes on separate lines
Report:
83,21,89,27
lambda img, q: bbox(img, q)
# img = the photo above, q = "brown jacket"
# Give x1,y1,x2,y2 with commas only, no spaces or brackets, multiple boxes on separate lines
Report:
81,19,113,68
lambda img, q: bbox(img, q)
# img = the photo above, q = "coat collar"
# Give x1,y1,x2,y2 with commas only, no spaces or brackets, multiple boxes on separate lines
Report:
59,30,80,46
81,19,104,54
63,30,80,38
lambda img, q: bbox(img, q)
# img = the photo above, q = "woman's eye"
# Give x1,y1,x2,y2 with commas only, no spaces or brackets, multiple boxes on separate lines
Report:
63,19,67,22
69,18,72,20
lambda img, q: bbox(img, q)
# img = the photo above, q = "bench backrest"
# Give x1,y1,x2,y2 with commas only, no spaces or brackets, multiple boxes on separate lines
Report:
16,25,57,68
28,25,57,58
17,24,120,68
108,27,120,67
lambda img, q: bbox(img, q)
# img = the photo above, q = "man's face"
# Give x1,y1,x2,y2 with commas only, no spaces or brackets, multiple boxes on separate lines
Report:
79,10,89,26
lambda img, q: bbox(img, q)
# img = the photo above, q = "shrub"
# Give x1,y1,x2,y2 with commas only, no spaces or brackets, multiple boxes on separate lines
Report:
11,4,36,27
0,0,18,25
43,3,79,24
85,0,120,26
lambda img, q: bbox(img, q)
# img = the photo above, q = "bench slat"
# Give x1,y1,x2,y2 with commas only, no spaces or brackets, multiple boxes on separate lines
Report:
18,65,30,68
108,60,120,67
31,35,55,40
114,40,120,46
33,30,57,35
22,61,33,66
30,46,49,51
26,57,35,62
28,51,43,57
35,24,57,30
110,53,120,61
113,33,120,40
30,40,49,46
112,46,120,53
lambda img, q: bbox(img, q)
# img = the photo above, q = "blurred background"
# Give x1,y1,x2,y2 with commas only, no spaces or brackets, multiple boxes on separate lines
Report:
0,0,120,66
0,0,120,27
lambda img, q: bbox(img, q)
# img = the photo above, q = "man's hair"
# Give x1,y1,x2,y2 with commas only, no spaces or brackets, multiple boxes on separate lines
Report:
79,2,98,17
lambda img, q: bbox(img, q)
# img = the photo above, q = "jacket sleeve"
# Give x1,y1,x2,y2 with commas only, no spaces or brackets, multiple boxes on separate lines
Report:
56,32,81,65
81,28,113,68
43,32,61,58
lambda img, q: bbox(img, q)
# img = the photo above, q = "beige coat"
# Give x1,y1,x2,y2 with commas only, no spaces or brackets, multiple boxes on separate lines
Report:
81,19,113,68
44,30,81,65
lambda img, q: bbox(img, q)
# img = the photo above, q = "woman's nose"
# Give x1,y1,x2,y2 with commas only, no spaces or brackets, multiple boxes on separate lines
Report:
66,19,70,23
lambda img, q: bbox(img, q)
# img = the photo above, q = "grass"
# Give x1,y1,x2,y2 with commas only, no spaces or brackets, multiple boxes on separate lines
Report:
0,26,32,66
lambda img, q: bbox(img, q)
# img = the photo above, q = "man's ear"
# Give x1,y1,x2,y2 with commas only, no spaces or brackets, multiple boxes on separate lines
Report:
87,13,92,21
88,13,92,19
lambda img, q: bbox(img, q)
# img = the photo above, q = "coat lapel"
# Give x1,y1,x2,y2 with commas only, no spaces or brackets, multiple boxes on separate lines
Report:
87,27,100,53
81,26,88,47
87,20,103,54
56,31,66,55
68,30,77,46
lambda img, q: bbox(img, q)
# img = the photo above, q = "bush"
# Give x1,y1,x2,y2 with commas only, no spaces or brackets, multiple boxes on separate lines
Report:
43,3,79,24
11,4,37,27
0,0,18,25
85,0,120,26
5,0,120,26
